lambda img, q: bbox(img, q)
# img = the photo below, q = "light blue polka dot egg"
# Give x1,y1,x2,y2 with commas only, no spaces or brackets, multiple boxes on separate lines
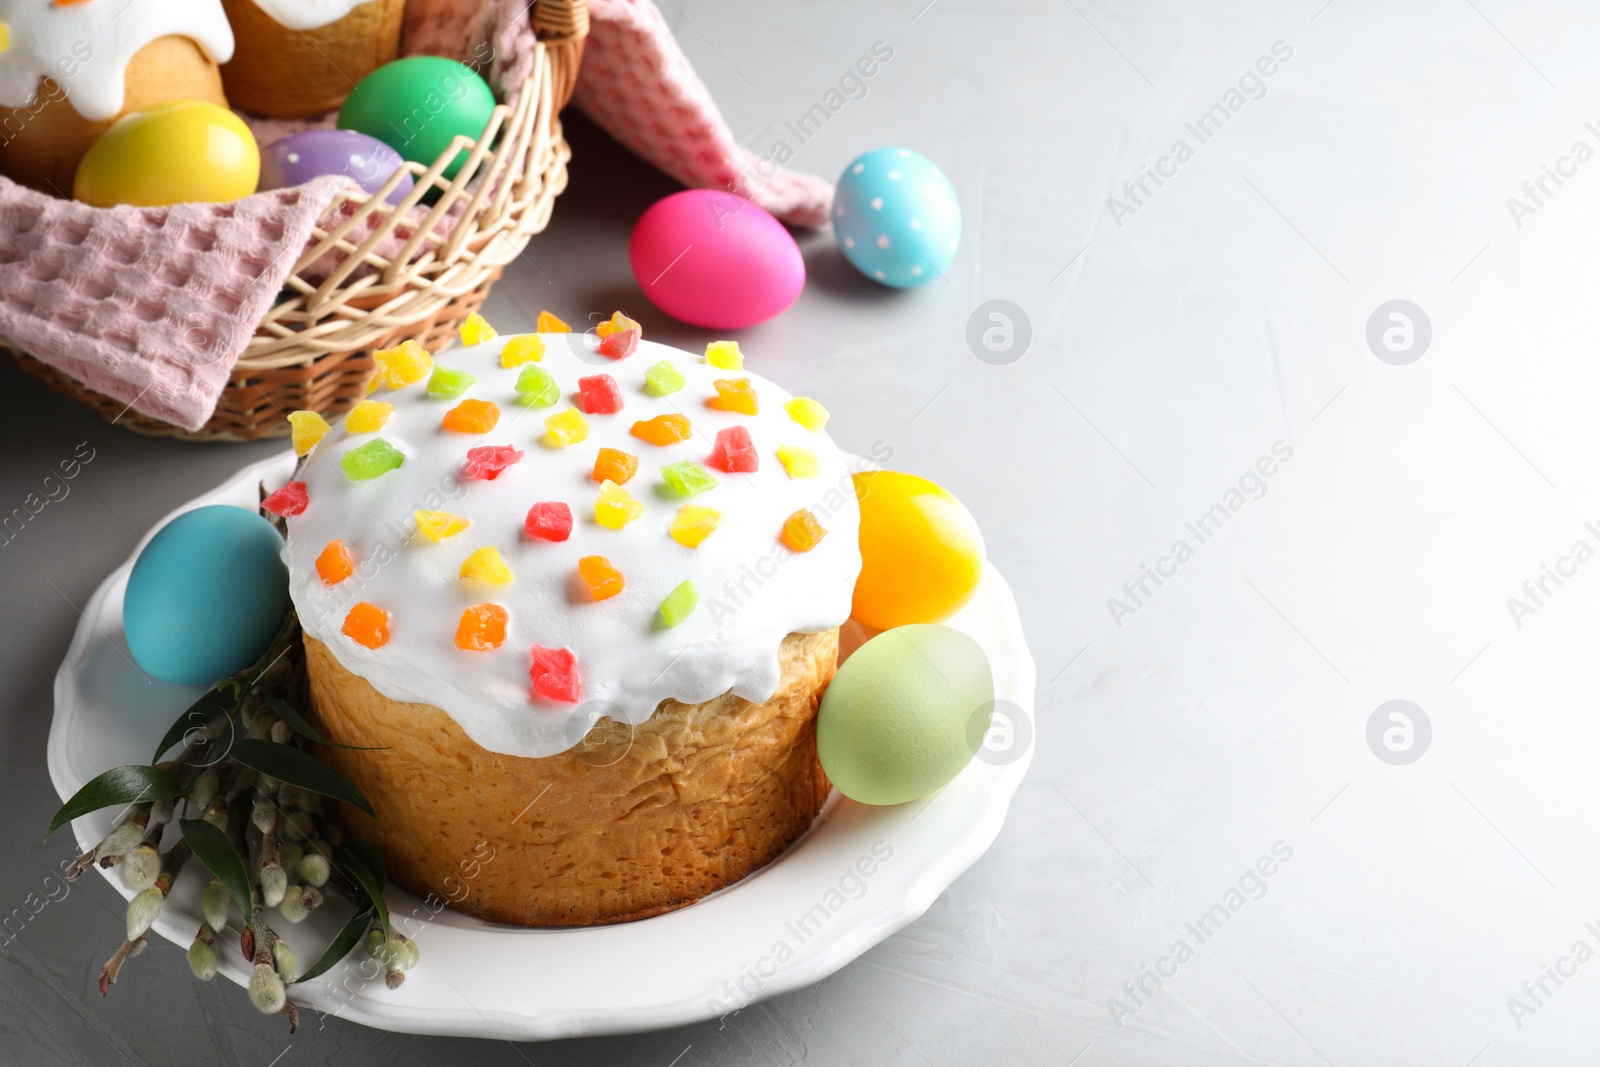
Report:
834,147,960,289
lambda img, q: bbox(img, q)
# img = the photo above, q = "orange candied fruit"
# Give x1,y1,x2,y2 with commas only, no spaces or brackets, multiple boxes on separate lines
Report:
708,377,759,416
441,398,500,433
455,603,509,651
591,447,638,484
779,509,827,552
577,555,625,601
315,539,354,585
536,310,571,333
630,413,692,446
595,310,641,339
342,602,390,649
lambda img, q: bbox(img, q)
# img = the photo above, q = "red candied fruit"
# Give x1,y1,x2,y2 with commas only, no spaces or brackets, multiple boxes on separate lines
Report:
524,501,573,542
530,644,581,702
463,445,525,481
261,481,309,517
597,329,639,360
576,374,624,415
708,426,758,473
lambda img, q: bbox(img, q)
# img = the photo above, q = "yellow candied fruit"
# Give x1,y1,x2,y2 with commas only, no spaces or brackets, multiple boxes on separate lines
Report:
705,340,743,370
459,312,497,346
370,339,433,391
459,545,513,585
414,510,471,542
500,334,546,368
343,399,393,433
708,377,758,416
594,479,644,530
780,509,827,552
543,407,589,448
775,444,819,479
288,410,330,456
536,310,571,333
669,505,722,548
783,396,829,432
595,311,641,339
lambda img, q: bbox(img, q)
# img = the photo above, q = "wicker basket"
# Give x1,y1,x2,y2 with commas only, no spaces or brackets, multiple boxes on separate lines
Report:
6,0,588,442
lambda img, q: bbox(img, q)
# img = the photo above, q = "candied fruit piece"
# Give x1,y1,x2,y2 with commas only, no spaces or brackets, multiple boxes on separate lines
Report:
459,545,513,585
414,510,471,542
371,339,433,390
463,444,524,481
455,603,508,651
500,334,546,368
543,407,589,447
577,374,624,415
776,444,819,478
343,399,393,433
657,580,700,628
514,364,560,407
660,460,718,497
594,479,644,529
709,425,758,473
643,359,685,396
342,602,389,649
784,396,829,432
591,447,638,484
530,644,580,702
595,311,641,339
341,439,404,481
536,310,571,333
442,399,499,433
630,413,692,446
705,340,743,370
261,481,308,517
315,538,353,584
597,329,639,360
288,410,330,456
780,509,827,552
708,377,758,415
669,504,721,548
577,555,625,601
524,501,573,541
427,365,478,397
459,312,497,346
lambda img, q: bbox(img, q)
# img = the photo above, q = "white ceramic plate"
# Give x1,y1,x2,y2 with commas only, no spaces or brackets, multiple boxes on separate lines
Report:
47,451,1036,1040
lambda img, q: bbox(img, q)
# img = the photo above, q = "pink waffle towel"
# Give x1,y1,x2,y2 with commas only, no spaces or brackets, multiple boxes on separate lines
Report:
0,0,832,432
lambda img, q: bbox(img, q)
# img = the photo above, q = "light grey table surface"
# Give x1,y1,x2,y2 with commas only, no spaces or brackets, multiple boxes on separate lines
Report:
10,1,1600,1063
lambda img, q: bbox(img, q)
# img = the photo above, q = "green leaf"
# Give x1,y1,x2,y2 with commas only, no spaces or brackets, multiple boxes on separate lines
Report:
226,739,375,819
293,904,375,985
263,695,384,752
336,846,390,938
178,818,251,917
46,765,183,839
151,682,241,763
341,838,387,888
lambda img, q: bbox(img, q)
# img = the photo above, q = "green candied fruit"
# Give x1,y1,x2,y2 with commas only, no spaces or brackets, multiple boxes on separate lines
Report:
514,364,560,407
643,359,685,397
341,438,404,481
657,580,700,628
426,365,478,397
660,460,719,497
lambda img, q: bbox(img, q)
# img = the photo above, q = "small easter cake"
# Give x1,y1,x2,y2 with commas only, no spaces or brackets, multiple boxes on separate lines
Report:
277,316,862,926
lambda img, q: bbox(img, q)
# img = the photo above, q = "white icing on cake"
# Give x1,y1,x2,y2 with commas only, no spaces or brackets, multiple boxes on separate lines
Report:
284,335,863,759
247,0,371,32
0,0,235,121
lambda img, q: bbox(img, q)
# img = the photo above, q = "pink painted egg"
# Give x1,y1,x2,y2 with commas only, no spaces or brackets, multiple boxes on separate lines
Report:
629,190,805,329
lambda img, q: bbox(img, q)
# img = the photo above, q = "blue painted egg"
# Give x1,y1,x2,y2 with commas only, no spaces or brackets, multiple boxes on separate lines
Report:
124,505,290,686
833,147,961,288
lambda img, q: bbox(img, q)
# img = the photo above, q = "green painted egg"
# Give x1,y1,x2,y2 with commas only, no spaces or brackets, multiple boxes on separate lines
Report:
817,624,994,806
337,57,496,180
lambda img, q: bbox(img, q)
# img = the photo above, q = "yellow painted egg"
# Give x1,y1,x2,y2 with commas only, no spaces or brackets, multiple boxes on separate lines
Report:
74,100,259,208
851,471,985,630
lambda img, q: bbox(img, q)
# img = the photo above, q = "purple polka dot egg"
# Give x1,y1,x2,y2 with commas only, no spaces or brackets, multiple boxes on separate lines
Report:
833,147,960,289
258,129,414,205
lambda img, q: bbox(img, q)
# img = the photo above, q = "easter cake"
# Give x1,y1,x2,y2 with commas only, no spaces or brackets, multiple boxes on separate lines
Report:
219,0,403,119
275,317,863,926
